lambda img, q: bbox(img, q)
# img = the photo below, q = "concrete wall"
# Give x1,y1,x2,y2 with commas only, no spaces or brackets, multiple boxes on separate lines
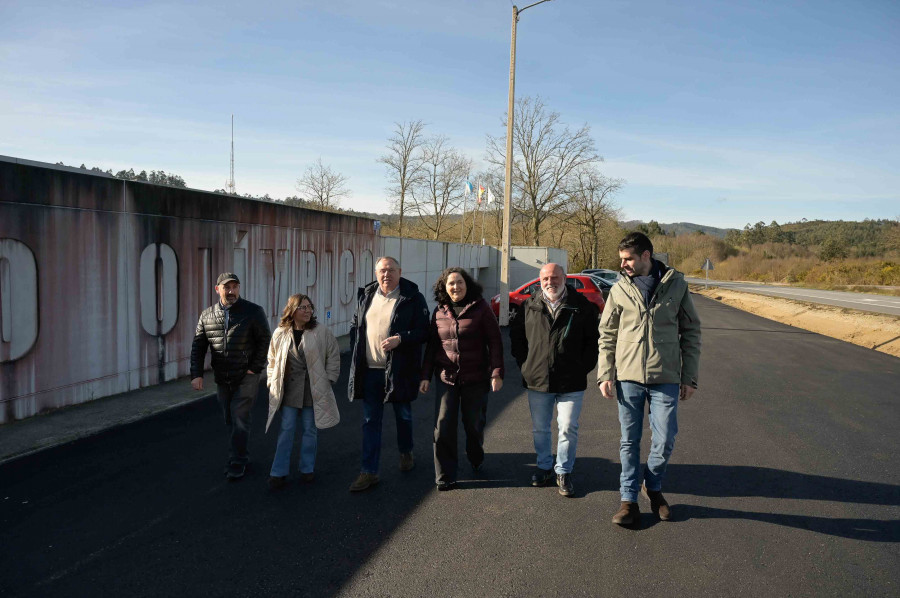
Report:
0,157,378,423
378,236,493,311
0,157,563,423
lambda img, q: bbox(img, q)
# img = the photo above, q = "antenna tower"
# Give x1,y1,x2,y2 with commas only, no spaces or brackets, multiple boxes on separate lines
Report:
226,114,236,194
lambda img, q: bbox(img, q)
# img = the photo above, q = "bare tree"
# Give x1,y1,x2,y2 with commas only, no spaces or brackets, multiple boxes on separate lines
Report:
487,96,600,245
568,165,623,268
296,158,351,210
378,120,426,237
407,136,472,240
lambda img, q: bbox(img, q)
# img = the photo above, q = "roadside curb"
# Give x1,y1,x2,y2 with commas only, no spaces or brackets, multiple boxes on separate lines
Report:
0,382,217,467
1,336,353,467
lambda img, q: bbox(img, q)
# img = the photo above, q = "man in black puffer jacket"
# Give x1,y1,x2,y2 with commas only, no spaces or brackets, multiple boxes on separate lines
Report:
191,272,271,480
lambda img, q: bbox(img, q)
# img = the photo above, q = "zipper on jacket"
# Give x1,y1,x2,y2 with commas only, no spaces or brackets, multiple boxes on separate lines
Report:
221,306,229,358
642,310,649,383
621,275,650,383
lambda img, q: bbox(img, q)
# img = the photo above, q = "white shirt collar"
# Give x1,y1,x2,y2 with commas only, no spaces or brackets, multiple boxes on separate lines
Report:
377,284,400,299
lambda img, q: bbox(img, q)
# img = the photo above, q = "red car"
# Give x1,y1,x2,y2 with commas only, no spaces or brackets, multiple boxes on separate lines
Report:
490,274,606,319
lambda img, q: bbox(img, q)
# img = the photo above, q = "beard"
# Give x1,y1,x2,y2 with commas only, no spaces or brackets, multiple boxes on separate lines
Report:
543,286,563,302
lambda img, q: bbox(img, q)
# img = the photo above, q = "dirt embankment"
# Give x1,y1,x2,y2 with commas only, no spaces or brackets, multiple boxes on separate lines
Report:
693,287,900,359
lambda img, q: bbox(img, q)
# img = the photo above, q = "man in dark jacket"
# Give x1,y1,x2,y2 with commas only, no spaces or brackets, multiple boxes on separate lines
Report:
347,256,429,492
510,263,600,497
191,272,271,480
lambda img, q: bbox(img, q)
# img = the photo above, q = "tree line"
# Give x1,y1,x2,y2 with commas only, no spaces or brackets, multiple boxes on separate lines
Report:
55,162,187,187
723,219,899,260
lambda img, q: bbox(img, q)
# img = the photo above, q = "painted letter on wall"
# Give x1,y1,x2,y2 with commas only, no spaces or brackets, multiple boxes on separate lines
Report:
0,238,38,362
140,243,178,336
359,249,374,288
339,249,355,305
302,251,317,296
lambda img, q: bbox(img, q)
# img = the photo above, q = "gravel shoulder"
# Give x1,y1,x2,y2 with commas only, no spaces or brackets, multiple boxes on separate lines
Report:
693,286,900,358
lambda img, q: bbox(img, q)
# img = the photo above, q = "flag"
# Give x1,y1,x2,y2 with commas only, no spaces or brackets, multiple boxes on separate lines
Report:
465,181,473,197
477,184,485,204
487,188,495,204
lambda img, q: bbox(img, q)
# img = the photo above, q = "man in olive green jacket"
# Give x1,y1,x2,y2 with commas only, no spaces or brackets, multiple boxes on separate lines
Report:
598,232,701,526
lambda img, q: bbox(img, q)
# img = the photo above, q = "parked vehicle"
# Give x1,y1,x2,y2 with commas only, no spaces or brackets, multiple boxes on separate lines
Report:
586,274,614,300
581,268,621,282
490,274,606,319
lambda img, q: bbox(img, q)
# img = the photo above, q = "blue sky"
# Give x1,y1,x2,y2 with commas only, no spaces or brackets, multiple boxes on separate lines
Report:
2,0,898,229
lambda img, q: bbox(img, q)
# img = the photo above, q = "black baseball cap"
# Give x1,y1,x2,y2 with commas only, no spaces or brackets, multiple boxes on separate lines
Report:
216,272,240,285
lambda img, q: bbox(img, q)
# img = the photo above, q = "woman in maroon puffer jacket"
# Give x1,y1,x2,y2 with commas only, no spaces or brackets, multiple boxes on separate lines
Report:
420,267,505,491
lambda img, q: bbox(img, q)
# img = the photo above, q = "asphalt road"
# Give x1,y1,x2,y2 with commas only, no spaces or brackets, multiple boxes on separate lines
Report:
2,296,898,597
686,278,900,316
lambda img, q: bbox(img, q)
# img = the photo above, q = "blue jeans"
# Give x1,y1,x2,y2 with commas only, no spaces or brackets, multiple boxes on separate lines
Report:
361,368,414,474
527,390,584,474
616,381,680,502
269,406,317,477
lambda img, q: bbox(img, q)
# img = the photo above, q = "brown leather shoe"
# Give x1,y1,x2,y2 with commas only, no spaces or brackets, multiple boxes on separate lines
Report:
299,472,315,484
399,452,415,472
267,475,287,491
611,501,640,526
642,483,671,521
349,473,380,492
556,473,575,497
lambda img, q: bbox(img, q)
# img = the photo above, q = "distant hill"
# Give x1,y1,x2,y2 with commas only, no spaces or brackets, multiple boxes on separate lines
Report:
730,218,898,257
620,221,734,238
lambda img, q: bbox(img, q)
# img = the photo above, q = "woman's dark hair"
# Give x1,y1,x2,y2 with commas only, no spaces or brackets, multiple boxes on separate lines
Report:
278,293,318,329
433,267,483,306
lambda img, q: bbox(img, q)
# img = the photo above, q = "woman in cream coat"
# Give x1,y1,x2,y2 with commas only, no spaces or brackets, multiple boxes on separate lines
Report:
266,293,341,489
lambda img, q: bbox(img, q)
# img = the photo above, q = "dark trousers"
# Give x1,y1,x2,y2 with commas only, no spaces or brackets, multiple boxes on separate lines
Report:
433,379,489,483
216,373,260,466
361,368,414,474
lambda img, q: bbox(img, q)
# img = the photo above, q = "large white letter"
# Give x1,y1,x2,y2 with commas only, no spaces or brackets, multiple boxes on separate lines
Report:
140,243,178,336
0,239,38,362
339,249,355,305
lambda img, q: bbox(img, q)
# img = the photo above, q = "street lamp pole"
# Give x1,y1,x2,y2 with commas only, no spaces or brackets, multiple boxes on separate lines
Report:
499,0,552,326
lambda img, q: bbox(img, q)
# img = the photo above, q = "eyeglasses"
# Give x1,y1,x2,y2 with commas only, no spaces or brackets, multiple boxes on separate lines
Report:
295,305,313,312
376,268,397,275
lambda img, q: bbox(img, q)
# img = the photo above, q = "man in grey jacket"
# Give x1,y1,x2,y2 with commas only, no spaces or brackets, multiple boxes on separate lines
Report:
597,232,701,526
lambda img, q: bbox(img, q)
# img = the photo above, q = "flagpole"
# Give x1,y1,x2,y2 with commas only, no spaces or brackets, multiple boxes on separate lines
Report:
461,183,468,245
481,188,487,244
472,182,484,245
500,0,552,326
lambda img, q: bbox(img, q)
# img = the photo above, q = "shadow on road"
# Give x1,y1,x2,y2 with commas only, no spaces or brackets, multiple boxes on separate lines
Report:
666,464,900,506
671,505,899,542
665,464,900,506
656,464,900,542
438,453,618,498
